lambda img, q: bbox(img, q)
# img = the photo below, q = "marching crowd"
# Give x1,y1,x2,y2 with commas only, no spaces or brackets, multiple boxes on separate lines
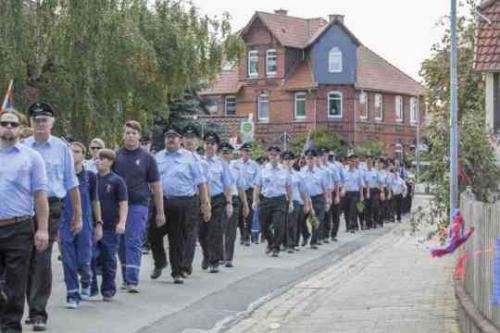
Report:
0,102,413,332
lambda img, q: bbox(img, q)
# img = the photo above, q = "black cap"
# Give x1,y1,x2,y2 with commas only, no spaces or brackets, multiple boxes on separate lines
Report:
28,102,55,118
304,148,317,157
203,131,220,144
164,125,182,137
281,151,295,160
219,142,234,153
318,147,330,155
183,124,199,137
267,146,281,153
240,142,252,151
140,135,151,144
348,154,358,160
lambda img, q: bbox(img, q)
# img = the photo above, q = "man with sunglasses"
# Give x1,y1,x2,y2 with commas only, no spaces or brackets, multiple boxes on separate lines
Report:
0,110,49,333
23,102,81,331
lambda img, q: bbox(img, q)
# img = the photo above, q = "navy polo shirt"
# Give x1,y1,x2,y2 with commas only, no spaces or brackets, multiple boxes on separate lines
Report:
113,147,159,206
98,172,128,230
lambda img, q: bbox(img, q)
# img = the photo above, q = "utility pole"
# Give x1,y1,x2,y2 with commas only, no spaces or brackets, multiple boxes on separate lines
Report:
450,0,459,218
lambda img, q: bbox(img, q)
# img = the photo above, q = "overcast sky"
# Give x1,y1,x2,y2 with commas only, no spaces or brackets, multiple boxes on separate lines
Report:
192,0,471,82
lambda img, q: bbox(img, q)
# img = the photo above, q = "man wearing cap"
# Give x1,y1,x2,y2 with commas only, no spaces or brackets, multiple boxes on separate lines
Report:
390,168,408,223
200,132,233,272
253,146,292,257
301,149,329,249
220,142,249,267
328,150,345,242
233,142,260,246
153,125,207,283
180,124,210,276
342,155,365,233
113,120,164,293
0,109,49,333
364,157,384,229
318,147,339,243
24,102,81,331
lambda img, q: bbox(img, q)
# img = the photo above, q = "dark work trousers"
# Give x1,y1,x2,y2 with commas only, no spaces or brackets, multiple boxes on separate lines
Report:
200,194,226,267
357,189,367,229
310,195,325,245
394,194,403,222
367,189,382,227
224,197,240,262
0,219,34,333
344,192,360,231
238,189,254,243
342,194,350,231
259,195,287,252
27,199,63,323
286,201,300,249
150,196,197,278
403,183,413,214
330,198,341,239
295,205,308,246
182,195,200,273
382,189,392,222
320,198,332,241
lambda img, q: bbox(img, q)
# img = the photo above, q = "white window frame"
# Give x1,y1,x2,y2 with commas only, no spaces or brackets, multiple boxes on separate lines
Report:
224,95,236,116
205,98,218,114
374,93,383,121
294,92,307,120
266,49,277,77
360,92,368,120
328,47,343,73
327,91,343,118
257,94,269,122
248,50,258,78
410,97,418,125
395,95,404,122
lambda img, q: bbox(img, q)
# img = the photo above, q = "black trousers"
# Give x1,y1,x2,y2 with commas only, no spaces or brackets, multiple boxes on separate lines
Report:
330,199,341,239
320,198,332,241
382,189,392,222
286,201,300,248
0,219,33,333
183,195,200,273
259,196,286,251
200,194,226,266
394,194,403,222
224,196,240,262
238,189,254,242
310,195,325,245
366,189,382,227
150,196,197,278
295,204,309,246
344,192,360,231
27,199,62,323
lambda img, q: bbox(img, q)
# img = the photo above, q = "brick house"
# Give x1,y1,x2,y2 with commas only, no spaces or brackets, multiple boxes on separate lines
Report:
200,10,425,157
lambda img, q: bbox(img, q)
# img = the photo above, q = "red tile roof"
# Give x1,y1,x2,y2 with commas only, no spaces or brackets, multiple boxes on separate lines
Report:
475,1,500,71
282,60,318,91
199,67,242,96
356,46,425,95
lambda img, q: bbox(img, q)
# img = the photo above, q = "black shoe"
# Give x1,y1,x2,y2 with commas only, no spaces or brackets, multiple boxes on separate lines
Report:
150,268,163,280
272,250,279,257
244,240,251,246
209,265,219,273
350,230,355,234
185,266,192,276
310,245,318,250
332,237,338,242
294,246,300,251
287,248,294,254
323,239,330,244
225,261,233,268
33,319,46,332
173,276,184,284
180,271,188,279
265,247,272,255
301,236,310,247
202,259,209,270
25,318,33,325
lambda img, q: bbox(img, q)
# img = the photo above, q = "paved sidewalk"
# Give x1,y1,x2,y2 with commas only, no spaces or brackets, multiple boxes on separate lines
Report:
224,219,460,332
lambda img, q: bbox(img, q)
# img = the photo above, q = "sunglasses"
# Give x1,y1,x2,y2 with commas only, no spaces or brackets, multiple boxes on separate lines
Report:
0,121,20,128
90,146,102,150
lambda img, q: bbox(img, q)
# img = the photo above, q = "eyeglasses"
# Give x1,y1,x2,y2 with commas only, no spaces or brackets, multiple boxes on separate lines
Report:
0,121,20,128
90,146,102,150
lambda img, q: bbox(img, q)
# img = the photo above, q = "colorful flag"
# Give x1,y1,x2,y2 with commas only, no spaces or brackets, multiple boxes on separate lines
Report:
1,80,14,112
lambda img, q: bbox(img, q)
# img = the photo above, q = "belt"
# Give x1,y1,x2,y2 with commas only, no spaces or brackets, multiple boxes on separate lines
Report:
310,194,323,200
164,195,194,200
48,197,63,204
0,216,31,227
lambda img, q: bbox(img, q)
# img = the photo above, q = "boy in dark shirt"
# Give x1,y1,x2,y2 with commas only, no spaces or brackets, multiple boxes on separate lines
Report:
91,149,128,301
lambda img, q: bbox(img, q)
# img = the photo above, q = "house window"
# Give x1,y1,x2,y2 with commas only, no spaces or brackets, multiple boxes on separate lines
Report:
257,94,269,122
395,95,404,122
205,97,218,114
248,50,258,78
225,96,236,116
360,92,368,120
375,94,383,121
410,97,418,125
266,49,277,76
327,91,342,118
295,92,307,120
328,47,343,73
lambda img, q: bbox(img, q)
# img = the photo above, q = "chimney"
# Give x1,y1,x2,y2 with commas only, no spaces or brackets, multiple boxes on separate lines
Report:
329,14,345,24
274,9,288,16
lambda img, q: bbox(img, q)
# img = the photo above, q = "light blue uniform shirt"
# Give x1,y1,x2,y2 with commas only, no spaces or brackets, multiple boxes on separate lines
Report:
24,136,79,198
155,148,204,198
0,143,48,219
233,158,260,190
364,168,380,189
193,151,209,184
391,175,408,195
291,169,307,204
257,163,292,198
385,171,395,189
343,168,365,192
301,166,329,197
229,160,244,196
204,155,233,197
326,163,340,187
334,161,345,184
318,164,333,190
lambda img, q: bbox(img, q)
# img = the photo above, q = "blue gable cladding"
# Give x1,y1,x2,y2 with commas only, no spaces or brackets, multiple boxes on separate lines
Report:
312,24,357,84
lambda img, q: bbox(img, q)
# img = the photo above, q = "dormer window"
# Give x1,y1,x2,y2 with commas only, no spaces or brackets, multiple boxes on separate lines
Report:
248,50,258,78
266,49,277,76
328,47,342,73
